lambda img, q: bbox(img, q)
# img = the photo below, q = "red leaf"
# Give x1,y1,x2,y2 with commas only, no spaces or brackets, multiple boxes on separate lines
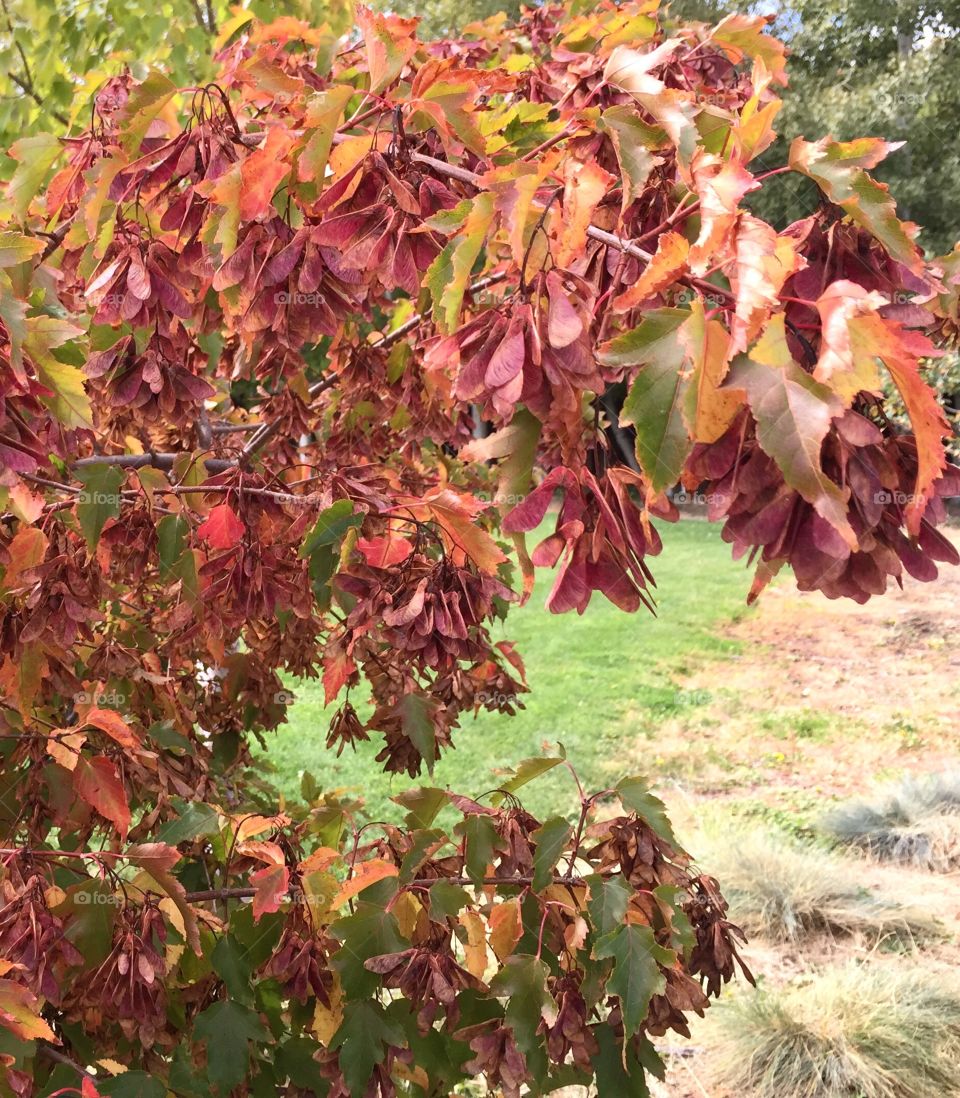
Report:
250,862,290,921
198,504,245,549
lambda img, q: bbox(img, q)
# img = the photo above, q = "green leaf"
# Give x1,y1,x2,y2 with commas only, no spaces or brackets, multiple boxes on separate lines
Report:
211,936,255,1003
399,828,450,885
157,514,189,576
491,750,565,805
489,955,556,1059
593,925,673,1038
585,873,631,937
0,232,43,268
723,315,855,547
75,463,124,550
331,1002,405,1097
331,905,405,997
398,692,437,774
599,308,692,493
454,813,505,887
615,777,679,847
97,1072,166,1098
23,314,91,428
194,1001,269,1092
425,191,495,335
119,70,177,153
154,799,219,838
599,106,665,213
299,85,355,182
531,816,573,891
428,879,471,921
393,786,448,829
592,1023,654,1096
54,879,117,966
789,136,922,273
4,134,62,220
299,500,362,558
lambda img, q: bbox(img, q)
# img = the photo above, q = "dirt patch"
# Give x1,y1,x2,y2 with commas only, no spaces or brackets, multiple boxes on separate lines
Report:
647,538,960,804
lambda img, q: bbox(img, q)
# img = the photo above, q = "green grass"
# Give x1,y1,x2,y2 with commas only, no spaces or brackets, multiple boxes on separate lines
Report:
258,520,754,821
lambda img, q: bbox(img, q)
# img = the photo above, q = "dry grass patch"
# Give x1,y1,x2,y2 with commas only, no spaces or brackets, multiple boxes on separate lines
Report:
710,962,960,1098
825,772,960,871
695,826,940,944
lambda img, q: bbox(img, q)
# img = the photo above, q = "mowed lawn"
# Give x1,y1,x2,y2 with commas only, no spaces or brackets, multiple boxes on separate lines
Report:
258,520,755,821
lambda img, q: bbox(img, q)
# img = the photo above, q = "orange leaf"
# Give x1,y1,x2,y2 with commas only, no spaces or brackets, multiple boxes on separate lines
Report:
687,153,758,275
356,6,419,95
234,814,290,842
614,231,689,312
47,729,86,771
459,910,488,979
729,214,803,355
330,858,398,908
849,314,948,534
84,706,140,749
238,127,294,221
489,898,522,962
74,755,131,838
0,526,47,591
555,160,615,268
0,978,57,1042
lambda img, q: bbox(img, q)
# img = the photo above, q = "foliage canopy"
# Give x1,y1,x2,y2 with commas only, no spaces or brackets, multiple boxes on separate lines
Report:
0,1,958,1094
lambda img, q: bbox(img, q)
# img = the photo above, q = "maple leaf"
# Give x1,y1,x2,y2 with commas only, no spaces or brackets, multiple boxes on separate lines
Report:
789,136,924,274
729,214,804,355
555,160,616,268
330,859,399,909
425,192,495,335
687,153,758,276
599,106,665,217
723,314,856,548
680,298,742,443
250,862,291,920
74,755,131,838
0,977,58,1042
198,503,246,549
848,314,949,533
83,706,141,749
709,13,788,86
614,231,689,312
599,309,692,495
356,5,419,95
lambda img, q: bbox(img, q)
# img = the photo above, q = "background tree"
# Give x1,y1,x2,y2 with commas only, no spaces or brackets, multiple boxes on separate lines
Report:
0,2,958,1095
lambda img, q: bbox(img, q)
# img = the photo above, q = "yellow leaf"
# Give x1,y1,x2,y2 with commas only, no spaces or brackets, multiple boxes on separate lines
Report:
459,909,488,979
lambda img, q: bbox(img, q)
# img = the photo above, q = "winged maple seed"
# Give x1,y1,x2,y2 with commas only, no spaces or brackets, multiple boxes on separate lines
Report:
0,0,957,1092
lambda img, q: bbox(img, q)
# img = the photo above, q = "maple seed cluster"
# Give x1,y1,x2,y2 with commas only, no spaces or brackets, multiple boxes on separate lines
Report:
0,0,958,1093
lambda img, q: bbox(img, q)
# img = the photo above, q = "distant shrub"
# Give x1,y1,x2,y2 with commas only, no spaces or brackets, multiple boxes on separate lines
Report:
825,772,960,871
711,963,960,1098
